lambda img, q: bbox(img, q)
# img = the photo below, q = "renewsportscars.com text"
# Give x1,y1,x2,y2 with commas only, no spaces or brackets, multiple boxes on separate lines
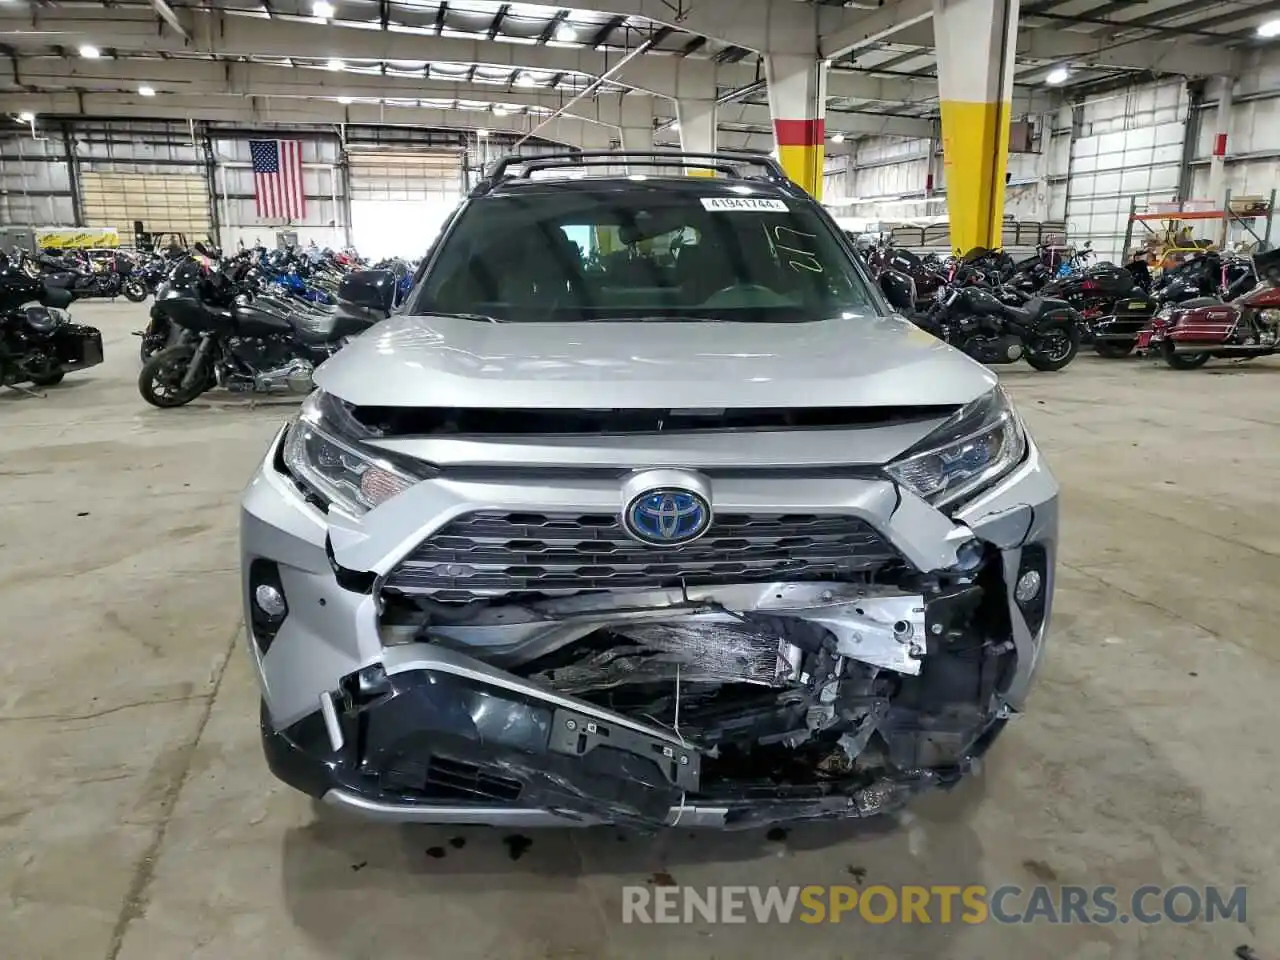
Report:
622,884,1247,925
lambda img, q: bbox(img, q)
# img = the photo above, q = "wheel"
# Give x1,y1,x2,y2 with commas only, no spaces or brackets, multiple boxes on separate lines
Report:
138,345,213,408
122,280,148,303
1025,320,1081,371
1094,340,1136,359
1162,341,1210,370
27,368,65,387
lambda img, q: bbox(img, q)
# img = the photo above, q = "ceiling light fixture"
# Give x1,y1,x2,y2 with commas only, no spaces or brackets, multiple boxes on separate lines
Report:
553,23,576,43
78,44,101,59
1258,18,1280,37
337,95,353,104
327,58,345,71
831,132,846,144
1045,66,1070,85
138,85,156,97
17,111,34,123
312,0,335,18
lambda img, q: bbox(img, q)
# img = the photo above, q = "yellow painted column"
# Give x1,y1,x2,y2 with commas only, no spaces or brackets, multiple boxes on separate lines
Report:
933,0,1020,254
765,55,828,199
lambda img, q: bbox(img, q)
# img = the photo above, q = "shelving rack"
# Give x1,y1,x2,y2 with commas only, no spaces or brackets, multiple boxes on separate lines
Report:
1120,188,1276,266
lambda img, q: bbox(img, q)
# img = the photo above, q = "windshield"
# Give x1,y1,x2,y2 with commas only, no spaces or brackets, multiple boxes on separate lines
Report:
413,187,879,322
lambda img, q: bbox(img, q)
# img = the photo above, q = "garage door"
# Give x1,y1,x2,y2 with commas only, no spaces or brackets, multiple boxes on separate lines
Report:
348,151,464,260
80,171,211,240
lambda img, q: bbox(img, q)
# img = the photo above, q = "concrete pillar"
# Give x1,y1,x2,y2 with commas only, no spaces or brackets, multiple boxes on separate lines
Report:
933,0,1019,253
676,97,717,176
765,54,828,198
1206,76,1233,204
620,126,655,152
619,96,656,157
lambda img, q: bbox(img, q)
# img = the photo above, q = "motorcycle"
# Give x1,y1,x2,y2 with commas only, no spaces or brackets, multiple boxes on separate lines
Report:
0,256,104,392
136,266,391,408
1136,249,1280,370
136,246,239,361
1093,252,1257,359
881,270,1082,371
121,255,169,303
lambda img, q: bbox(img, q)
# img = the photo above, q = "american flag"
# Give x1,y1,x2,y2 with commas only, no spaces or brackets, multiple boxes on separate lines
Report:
250,139,306,220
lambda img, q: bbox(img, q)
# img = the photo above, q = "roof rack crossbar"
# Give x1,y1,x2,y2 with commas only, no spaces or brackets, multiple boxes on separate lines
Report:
476,150,789,192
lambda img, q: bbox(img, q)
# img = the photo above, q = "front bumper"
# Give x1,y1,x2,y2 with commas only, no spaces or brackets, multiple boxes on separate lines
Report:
242,424,1057,826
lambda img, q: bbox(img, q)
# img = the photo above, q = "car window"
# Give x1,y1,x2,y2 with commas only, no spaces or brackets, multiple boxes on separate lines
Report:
414,188,878,322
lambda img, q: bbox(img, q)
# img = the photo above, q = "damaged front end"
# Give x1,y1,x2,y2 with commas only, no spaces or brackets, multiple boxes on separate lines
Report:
251,389,1055,830
263,542,1044,830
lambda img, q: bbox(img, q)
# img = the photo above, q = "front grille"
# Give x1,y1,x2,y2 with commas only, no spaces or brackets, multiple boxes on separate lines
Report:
381,511,903,599
379,756,524,802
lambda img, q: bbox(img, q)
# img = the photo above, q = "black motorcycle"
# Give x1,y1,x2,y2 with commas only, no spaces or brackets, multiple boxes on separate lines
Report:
0,258,104,391
122,255,169,303
882,271,1081,371
136,267,391,408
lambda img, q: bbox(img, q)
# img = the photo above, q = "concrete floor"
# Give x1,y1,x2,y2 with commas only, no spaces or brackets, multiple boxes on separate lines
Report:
2,300,1278,960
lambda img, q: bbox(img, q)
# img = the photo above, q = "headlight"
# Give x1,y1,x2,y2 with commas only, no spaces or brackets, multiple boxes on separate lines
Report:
885,387,1027,509
282,391,427,515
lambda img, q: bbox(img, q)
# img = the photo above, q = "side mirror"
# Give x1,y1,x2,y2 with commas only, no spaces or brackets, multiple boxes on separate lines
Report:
338,269,396,316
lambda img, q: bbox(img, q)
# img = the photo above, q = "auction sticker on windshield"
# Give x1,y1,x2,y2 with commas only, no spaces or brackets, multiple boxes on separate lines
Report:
701,197,789,212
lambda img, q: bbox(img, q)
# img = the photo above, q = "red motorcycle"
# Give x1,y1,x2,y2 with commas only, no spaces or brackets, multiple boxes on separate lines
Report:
1136,250,1280,370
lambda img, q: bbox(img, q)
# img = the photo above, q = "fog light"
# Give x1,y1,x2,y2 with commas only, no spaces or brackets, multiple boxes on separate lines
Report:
1015,569,1042,604
254,583,287,618
953,539,985,572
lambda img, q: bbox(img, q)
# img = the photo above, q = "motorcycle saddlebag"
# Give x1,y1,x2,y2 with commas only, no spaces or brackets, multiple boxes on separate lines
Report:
55,324,105,370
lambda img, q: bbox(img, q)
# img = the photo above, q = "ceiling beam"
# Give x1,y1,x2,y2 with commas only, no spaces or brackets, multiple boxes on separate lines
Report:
523,0,868,56
150,0,189,41
2,58,941,139
0,90,615,146
538,9,570,44
0,9,953,105
888,20,1238,74
820,0,934,61
585,14,625,49
487,4,510,41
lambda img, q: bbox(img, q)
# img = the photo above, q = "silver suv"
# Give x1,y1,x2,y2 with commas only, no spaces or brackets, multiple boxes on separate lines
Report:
241,153,1057,829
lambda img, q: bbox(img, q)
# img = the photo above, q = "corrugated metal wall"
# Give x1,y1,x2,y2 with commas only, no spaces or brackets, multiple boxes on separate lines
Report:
1063,82,1189,262
0,133,75,226
75,121,212,239
0,122,561,255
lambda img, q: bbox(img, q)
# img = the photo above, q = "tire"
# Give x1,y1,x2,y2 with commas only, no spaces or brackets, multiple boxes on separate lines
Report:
1162,341,1211,370
138,345,213,408
27,368,65,387
122,280,148,303
1094,340,1136,359
1025,319,1081,371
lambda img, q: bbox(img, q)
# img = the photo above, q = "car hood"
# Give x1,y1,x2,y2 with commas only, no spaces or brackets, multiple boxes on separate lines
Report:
314,312,996,408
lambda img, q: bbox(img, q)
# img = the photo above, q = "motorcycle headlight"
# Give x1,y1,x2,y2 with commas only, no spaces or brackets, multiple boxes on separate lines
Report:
282,391,428,515
885,387,1027,510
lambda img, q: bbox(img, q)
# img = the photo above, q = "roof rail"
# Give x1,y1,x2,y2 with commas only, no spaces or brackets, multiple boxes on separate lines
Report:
472,150,789,195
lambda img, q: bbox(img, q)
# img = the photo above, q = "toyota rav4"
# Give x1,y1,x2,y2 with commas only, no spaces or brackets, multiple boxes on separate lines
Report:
241,152,1057,829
